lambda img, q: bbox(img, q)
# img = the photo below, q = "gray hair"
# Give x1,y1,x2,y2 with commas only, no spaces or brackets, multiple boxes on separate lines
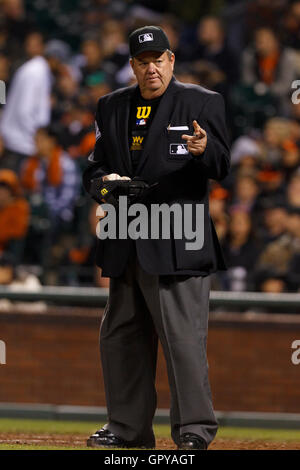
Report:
131,49,174,61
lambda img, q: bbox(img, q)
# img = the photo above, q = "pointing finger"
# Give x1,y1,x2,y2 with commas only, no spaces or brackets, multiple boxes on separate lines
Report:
193,121,206,137
193,120,201,132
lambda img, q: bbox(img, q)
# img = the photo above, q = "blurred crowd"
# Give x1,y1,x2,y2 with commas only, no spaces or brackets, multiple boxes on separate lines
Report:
0,0,299,293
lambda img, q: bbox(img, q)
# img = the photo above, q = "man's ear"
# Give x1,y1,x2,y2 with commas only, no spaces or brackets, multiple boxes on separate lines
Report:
129,58,134,70
171,53,175,70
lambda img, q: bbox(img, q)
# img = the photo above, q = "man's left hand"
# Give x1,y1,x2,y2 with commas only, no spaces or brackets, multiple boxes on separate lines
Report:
181,120,207,156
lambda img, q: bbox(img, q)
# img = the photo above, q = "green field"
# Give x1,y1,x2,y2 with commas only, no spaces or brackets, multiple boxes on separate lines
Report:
0,418,300,450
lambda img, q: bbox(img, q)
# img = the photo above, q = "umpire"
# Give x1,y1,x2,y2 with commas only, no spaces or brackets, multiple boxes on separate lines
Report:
83,25,230,450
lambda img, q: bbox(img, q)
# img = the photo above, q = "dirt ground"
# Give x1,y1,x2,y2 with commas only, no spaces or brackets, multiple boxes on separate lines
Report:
1,433,300,450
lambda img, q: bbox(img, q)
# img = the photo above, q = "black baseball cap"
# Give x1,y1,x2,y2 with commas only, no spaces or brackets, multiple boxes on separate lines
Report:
129,26,170,58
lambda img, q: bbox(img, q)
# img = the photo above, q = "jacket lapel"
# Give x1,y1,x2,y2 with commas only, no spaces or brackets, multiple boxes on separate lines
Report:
115,85,137,176
135,76,178,174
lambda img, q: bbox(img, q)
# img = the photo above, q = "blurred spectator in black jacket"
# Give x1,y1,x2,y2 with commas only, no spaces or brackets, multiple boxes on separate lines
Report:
258,197,288,244
78,37,114,88
255,206,300,291
241,26,296,115
222,209,262,291
230,174,260,215
100,19,131,88
190,16,239,87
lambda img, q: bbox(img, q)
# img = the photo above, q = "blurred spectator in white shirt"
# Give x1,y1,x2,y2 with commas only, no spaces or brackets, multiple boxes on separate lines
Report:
0,38,70,172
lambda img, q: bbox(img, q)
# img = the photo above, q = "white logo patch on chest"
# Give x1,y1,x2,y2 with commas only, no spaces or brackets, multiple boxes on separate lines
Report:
169,143,189,155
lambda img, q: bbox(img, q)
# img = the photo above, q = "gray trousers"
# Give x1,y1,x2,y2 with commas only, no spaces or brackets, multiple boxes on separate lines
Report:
100,251,218,446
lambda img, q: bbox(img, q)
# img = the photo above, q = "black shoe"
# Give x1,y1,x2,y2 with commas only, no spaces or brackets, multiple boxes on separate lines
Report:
87,427,155,449
177,433,207,450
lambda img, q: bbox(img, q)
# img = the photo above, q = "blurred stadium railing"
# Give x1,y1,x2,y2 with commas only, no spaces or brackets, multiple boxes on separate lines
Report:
0,286,300,312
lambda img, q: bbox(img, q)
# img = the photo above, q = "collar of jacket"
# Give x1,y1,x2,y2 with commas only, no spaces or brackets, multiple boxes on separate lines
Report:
116,75,179,176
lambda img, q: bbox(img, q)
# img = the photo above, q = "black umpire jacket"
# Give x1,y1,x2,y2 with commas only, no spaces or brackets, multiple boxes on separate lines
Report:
82,76,230,278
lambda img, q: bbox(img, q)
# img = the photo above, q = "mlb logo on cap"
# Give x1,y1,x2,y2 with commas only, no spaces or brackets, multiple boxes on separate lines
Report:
139,33,153,43
129,25,170,58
